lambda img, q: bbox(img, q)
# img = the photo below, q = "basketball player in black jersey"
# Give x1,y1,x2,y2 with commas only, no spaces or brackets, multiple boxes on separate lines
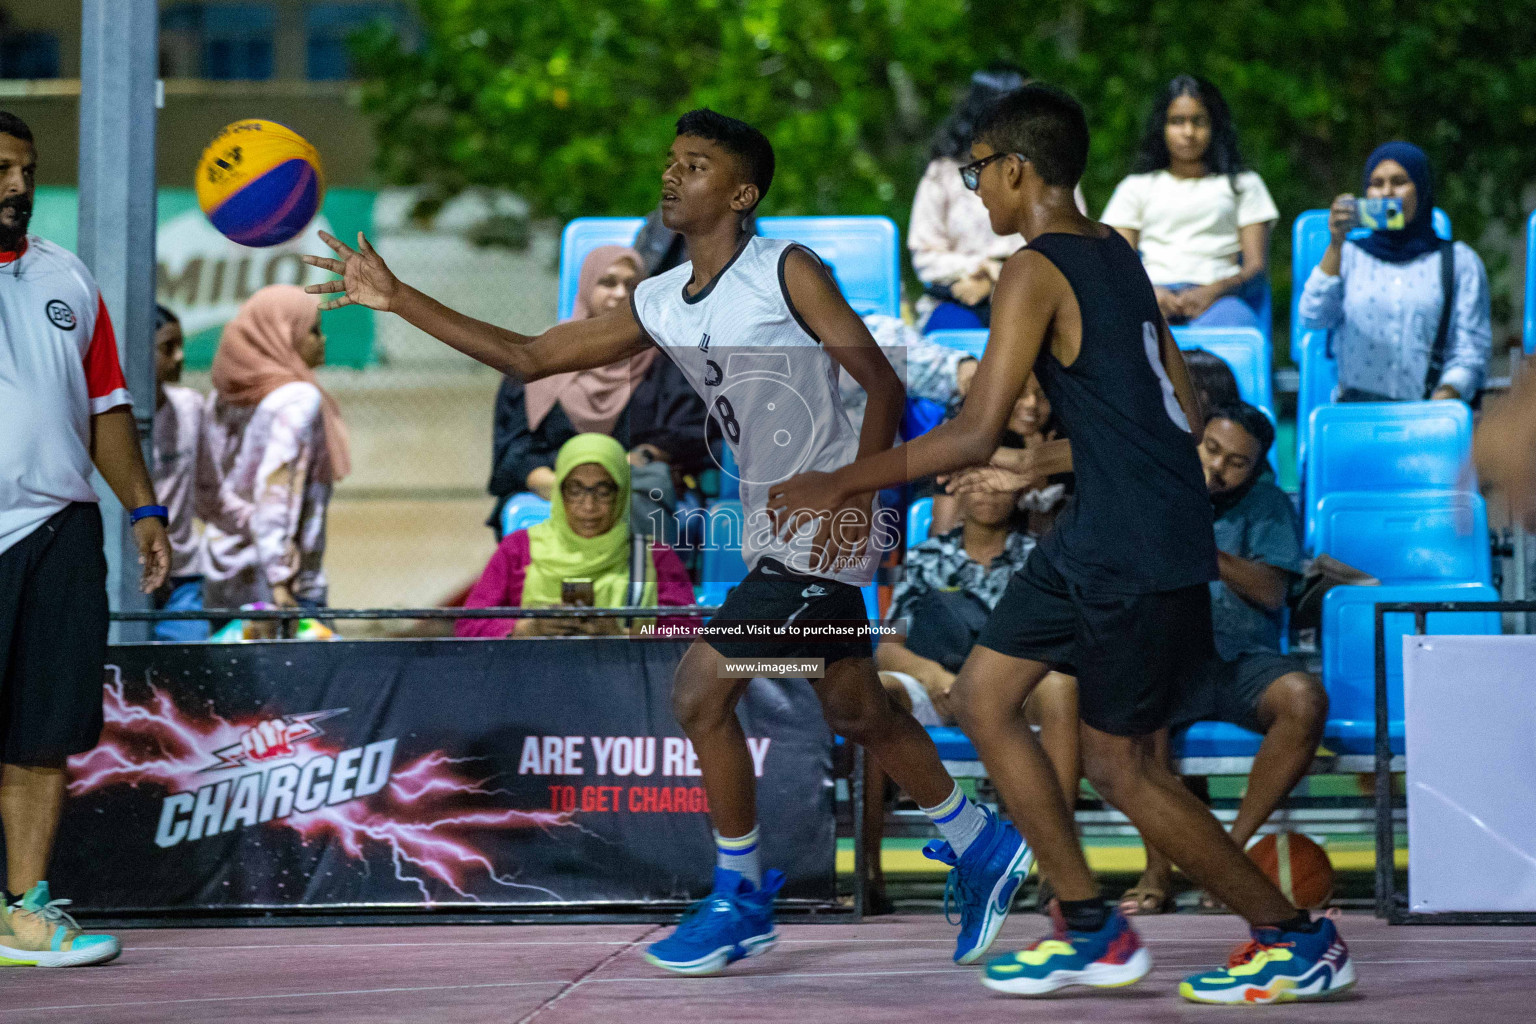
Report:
771,85,1354,1004
304,110,1031,975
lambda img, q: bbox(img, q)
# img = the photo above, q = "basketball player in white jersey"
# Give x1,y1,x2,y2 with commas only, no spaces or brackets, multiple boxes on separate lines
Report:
305,110,1031,974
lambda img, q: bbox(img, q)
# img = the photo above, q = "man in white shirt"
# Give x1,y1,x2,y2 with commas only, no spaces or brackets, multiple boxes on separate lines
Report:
151,304,209,640
0,111,168,967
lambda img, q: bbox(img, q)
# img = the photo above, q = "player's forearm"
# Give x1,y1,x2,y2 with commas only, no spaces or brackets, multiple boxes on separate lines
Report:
1216,551,1289,612
831,411,996,500
90,407,158,510
392,284,537,378
855,379,905,462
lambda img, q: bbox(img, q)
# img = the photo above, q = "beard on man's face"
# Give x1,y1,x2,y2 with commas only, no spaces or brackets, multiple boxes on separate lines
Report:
0,193,33,248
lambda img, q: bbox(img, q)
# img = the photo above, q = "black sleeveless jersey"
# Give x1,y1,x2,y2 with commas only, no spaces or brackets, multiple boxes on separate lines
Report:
1024,230,1218,595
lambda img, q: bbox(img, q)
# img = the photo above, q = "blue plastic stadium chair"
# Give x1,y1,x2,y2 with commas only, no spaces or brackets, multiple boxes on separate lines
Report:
927,725,980,762
1291,207,1452,451
1525,210,1536,354
697,500,748,607
718,445,741,500
758,216,901,318
499,493,553,537
558,217,645,320
1172,325,1272,412
1320,581,1500,755
1173,722,1264,759
907,496,934,550
1313,490,1491,586
924,328,988,360
1302,401,1473,549
862,584,880,622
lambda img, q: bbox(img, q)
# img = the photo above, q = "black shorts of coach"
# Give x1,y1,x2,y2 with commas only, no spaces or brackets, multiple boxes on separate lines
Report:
0,502,110,766
704,558,873,668
977,547,1215,737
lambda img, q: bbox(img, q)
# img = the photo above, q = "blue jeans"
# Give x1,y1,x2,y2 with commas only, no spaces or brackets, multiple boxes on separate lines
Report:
154,577,211,642
1163,278,1266,331
922,300,987,333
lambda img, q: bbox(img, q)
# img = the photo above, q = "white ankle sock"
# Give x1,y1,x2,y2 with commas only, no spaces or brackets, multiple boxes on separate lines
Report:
715,826,763,887
920,784,989,858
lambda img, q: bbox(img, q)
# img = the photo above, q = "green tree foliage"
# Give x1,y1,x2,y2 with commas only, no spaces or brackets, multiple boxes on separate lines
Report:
356,0,1536,334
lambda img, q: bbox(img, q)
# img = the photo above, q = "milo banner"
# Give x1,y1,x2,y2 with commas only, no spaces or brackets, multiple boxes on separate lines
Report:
30,186,376,368
45,639,836,912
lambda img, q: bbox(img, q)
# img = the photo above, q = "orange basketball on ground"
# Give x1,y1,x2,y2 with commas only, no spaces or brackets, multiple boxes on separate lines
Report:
1248,832,1335,909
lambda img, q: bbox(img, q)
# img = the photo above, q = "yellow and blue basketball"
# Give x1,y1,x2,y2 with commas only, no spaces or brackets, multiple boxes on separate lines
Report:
195,120,324,247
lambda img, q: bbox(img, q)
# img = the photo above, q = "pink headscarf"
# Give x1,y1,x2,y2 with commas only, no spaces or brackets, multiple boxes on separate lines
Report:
524,246,656,434
210,284,352,482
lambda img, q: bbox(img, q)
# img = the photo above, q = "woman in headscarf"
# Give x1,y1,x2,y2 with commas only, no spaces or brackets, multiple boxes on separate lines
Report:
1299,141,1491,402
487,246,709,537
457,434,696,637
198,284,349,610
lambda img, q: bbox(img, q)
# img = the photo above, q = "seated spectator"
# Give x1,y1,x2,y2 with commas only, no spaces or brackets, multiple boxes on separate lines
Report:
199,285,348,612
1102,75,1277,331
854,314,979,438
458,434,696,638
1014,404,1326,915
929,373,1071,537
488,246,708,537
1298,141,1490,403
909,65,1088,333
150,305,209,641
861,484,1073,912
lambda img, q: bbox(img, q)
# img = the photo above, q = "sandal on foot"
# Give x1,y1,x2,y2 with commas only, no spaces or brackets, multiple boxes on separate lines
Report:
1118,884,1174,916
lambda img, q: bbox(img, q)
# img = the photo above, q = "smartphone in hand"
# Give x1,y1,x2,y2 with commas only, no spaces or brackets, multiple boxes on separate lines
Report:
1355,197,1405,231
562,578,595,607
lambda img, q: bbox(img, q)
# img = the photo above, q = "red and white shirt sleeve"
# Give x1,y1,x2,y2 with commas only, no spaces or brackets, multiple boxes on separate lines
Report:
83,292,132,415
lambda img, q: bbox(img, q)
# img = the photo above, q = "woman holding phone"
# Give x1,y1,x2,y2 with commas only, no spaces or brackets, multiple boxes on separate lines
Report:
456,433,696,637
1298,141,1490,403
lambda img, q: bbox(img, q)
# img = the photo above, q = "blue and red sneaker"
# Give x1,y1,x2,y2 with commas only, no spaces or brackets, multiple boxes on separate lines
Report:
644,869,784,976
1180,915,1355,1004
982,905,1151,996
922,804,1033,964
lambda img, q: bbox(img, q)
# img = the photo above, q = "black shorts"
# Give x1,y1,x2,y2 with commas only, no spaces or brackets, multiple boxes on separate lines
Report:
704,558,873,666
0,503,109,766
1170,651,1310,735
976,548,1214,736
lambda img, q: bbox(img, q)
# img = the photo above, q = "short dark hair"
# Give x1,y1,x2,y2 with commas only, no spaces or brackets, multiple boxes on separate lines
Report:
675,108,775,209
0,111,34,146
1182,347,1242,413
930,63,1030,160
974,83,1089,188
155,304,180,331
1209,402,1274,459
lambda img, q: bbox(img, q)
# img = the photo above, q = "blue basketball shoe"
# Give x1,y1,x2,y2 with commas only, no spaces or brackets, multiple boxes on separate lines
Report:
644,868,784,976
922,804,1033,964
983,905,1151,995
1180,915,1355,1004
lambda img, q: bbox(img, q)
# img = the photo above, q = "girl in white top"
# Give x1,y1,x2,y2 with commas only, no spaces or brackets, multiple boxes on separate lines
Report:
1101,75,1278,331
198,285,351,610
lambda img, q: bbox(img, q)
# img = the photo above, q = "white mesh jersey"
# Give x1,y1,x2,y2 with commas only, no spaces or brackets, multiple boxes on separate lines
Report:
631,235,875,586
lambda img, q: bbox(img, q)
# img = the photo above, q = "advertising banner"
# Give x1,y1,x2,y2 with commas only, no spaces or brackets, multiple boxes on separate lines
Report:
30,186,375,368
46,639,836,913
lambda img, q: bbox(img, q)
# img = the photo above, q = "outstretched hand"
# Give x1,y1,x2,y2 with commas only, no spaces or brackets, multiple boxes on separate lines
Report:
302,231,399,311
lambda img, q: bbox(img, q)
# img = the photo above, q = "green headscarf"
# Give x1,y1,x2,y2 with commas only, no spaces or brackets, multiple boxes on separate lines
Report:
522,434,658,610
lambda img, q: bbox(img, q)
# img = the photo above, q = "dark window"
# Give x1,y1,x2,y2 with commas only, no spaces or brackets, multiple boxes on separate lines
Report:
306,3,406,80
0,31,61,79
161,3,275,81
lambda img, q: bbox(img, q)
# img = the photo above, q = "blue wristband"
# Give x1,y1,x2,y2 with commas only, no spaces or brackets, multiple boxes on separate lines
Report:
129,504,169,525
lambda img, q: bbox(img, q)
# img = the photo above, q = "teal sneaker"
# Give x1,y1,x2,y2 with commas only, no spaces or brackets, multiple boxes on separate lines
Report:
0,883,120,967
1180,916,1355,1004
983,905,1150,996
